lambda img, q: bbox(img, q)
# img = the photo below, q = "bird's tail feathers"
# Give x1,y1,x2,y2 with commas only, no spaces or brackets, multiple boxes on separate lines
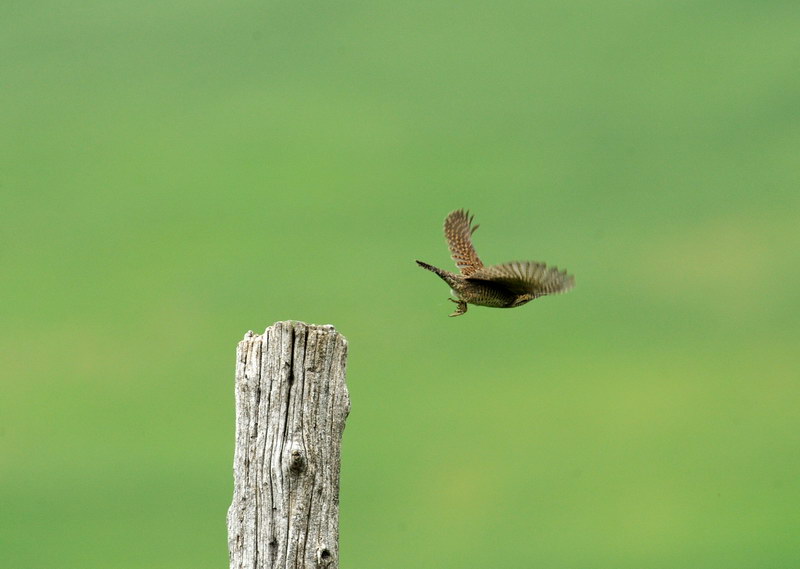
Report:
416,260,458,285
416,260,444,275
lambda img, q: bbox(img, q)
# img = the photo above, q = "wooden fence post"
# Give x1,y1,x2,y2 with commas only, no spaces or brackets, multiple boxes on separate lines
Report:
227,321,350,569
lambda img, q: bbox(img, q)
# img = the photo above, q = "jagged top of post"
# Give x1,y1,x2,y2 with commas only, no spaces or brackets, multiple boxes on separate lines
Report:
242,320,341,341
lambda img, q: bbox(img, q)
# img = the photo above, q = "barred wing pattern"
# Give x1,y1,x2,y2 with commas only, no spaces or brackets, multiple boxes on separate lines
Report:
468,261,575,297
444,209,484,276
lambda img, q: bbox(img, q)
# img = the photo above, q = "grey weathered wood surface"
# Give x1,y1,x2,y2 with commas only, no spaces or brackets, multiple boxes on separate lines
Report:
227,321,350,569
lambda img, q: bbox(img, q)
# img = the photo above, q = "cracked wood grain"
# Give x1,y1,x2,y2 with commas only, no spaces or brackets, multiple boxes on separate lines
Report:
227,321,350,569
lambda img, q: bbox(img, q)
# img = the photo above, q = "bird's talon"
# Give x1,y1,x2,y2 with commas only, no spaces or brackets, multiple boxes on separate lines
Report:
448,300,467,317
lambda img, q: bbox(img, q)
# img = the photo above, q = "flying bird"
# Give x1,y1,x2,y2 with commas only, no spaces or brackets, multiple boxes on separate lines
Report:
416,209,575,316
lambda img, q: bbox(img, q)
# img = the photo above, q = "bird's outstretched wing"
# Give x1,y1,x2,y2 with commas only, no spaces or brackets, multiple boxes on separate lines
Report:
444,209,484,276
467,261,575,296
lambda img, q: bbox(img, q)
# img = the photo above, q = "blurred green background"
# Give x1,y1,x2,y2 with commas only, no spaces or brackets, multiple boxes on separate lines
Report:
2,1,799,567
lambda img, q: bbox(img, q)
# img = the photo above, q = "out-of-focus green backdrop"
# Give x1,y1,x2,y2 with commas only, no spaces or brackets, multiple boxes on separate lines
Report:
2,1,799,567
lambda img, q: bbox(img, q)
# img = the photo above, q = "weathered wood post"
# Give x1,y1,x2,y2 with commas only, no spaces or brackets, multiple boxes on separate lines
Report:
227,321,350,569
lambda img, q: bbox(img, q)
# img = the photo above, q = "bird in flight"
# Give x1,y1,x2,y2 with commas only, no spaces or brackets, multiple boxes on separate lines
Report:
416,209,575,317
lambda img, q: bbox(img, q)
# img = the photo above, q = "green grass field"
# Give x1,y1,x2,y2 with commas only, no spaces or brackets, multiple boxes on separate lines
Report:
2,2,799,567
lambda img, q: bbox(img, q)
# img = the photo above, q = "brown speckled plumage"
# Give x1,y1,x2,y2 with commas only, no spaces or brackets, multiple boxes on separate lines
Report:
416,209,575,316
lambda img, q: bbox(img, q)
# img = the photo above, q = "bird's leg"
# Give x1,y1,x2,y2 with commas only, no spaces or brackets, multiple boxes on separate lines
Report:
448,298,468,317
